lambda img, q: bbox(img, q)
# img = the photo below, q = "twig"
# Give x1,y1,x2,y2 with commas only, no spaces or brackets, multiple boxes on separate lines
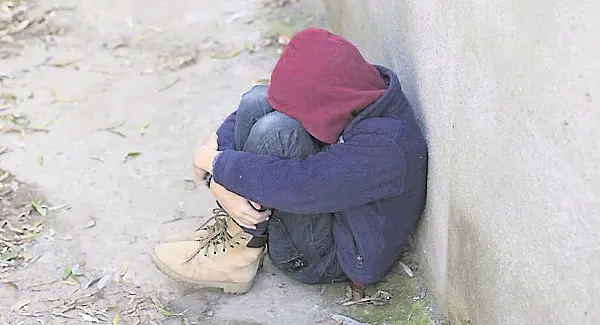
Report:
30,279,58,289
342,297,384,306
156,78,180,92
50,312,77,319
97,128,126,138
161,215,203,224
341,290,391,306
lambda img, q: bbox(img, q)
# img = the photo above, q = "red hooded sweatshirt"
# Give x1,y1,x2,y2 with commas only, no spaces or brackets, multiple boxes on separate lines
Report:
266,28,388,144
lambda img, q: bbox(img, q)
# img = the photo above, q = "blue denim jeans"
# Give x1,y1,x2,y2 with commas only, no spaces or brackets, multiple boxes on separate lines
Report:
232,85,346,284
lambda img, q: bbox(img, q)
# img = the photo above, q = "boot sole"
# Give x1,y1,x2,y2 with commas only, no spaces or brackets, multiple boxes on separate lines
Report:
151,251,265,294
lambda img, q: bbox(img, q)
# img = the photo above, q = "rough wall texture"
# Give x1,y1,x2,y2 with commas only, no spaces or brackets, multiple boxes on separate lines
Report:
322,1,600,324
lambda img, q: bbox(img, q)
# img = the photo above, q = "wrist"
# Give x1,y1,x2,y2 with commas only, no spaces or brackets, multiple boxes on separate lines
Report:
212,151,222,174
193,145,219,174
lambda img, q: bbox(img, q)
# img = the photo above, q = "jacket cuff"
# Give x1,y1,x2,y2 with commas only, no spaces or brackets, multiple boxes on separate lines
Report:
212,150,238,188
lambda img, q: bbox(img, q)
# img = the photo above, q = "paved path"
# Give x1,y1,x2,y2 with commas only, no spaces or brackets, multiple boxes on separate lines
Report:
1,1,352,324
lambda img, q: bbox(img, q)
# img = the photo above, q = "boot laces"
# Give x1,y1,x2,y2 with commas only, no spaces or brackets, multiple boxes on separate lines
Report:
183,208,237,263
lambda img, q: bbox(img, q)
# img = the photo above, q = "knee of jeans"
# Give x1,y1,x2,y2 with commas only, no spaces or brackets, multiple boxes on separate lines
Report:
240,85,268,108
245,112,317,158
251,112,306,139
236,85,271,125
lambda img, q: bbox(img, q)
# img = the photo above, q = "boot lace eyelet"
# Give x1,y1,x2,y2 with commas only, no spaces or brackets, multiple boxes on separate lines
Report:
183,208,238,263
240,235,247,240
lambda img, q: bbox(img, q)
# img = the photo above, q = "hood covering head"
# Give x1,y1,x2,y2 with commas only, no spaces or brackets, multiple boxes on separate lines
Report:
266,28,387,144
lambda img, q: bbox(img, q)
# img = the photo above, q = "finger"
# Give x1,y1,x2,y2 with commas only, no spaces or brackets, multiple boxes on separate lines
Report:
241,222,257,230
249,201,262,210
241,210,265,224
233,214,257,229
245,210,271,224
234,217,256,229
241,204,264,220
260,210,271,220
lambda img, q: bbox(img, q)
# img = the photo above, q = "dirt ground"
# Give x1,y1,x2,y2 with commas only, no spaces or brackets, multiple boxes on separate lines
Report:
0,0,441,324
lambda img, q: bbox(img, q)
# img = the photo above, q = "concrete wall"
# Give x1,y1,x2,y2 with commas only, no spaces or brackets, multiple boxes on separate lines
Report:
322,1,600,324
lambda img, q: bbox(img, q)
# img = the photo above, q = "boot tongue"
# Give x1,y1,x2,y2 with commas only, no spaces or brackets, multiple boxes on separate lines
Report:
226,217,243,237
225,217,268,248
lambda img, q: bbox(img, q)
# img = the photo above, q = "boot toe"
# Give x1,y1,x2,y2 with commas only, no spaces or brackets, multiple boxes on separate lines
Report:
151,241,192,280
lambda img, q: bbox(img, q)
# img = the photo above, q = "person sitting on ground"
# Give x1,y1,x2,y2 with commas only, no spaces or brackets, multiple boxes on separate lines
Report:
151,28,428,294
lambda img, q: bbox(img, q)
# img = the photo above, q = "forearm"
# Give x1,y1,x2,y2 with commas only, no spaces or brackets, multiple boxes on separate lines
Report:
212,139,406,214
193,146,220,175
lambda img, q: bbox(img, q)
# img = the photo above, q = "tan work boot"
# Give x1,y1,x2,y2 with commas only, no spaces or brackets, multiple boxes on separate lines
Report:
151,208,267,294
159,208,229,243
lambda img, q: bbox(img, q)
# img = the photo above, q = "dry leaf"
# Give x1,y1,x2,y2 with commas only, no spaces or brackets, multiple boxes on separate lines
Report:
106,129,126,138
331,314,370,325
0,279,18,292
31,200,48,217
183,179,197,190
98,123,127,138
1,249,19,261
151,296,173,316
11,299,30,312
71,264,83,276
31,279,57,290
46,58,81,67
19,232,40,240
97,274,111,290
0,93,17,105
161,50,198,71
251,78,270,86
62,266,72,280
156,78,180,92
118,258,131,279
211,47,245,59
123,152,141,162
13,20,32,33
113,312,120,325
79,313,101,323
264,0,295,8
341,290,391,307
42,203,69,212
399,261,414,277
139,122,150,135
85,276,101,289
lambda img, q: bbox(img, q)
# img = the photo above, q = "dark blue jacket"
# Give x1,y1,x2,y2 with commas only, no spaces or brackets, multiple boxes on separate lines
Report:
213,66,428,284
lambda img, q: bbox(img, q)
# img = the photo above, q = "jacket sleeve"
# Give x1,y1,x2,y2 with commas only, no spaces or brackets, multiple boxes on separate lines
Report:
212,128,407,214
215,111,237,151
